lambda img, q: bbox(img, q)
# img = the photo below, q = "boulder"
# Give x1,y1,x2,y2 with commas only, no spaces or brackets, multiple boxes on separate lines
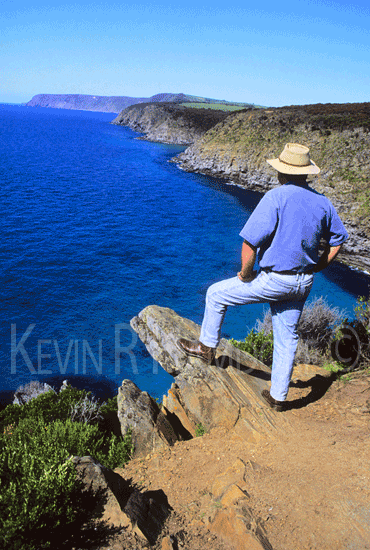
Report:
72,455,132,528
13,380,56,405
73,456,171,545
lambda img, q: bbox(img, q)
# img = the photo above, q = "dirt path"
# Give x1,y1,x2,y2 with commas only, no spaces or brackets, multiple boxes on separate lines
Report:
107,368,370,550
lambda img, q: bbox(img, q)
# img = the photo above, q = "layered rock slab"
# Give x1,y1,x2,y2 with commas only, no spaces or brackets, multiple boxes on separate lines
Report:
129,305,287,449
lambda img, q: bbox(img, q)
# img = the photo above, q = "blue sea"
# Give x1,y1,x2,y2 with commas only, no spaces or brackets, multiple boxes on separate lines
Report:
0,104,368,405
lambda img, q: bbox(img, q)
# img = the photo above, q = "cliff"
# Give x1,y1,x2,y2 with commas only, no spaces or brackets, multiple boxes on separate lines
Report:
174,102,370,274
111,102,235,145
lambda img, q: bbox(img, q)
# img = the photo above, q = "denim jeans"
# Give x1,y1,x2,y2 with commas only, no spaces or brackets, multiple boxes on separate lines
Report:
199,270,314,401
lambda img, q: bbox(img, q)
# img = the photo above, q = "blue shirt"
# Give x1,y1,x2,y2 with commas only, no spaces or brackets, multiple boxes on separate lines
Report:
239,182,349,272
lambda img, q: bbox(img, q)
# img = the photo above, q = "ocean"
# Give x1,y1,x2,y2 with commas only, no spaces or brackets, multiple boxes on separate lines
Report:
0,104,368,405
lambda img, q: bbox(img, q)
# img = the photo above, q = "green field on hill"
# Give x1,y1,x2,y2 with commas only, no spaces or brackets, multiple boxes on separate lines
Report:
180,102,250,111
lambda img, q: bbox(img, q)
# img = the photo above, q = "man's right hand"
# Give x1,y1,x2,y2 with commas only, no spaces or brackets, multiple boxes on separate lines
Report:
238,270,257,282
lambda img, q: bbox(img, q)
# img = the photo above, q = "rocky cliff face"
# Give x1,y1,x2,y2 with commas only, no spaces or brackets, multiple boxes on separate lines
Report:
112,103,233,145
174,103,370,274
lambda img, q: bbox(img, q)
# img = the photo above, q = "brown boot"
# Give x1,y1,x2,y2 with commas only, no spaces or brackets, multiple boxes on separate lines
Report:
261,389,285,412
177,338,215,364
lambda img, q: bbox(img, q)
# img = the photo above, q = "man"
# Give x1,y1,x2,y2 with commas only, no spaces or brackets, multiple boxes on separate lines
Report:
178,143,348,412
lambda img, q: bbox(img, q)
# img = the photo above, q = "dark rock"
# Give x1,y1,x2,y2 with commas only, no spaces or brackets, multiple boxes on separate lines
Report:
124,489,171,545
117,379,178,457
72,455,132,527
73,455,171,544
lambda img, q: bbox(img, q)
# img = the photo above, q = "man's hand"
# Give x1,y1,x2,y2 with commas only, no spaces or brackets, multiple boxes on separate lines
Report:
237,270,257,282
314,244,342,272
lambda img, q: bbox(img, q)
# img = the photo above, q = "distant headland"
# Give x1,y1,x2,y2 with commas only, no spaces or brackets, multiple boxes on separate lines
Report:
25,93,254,113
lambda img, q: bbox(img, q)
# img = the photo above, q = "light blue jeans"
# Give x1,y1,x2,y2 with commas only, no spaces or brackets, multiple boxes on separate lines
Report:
199,270,314,401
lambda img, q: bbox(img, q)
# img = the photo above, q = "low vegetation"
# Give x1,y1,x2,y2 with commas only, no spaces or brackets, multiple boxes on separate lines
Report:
0,385,133,550
195,422,207,437
230,295,370,372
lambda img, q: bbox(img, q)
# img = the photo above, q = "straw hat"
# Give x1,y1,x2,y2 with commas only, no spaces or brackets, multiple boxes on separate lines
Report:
266,143,320,175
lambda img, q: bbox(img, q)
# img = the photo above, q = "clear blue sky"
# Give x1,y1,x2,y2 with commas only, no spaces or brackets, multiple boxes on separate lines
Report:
1,0,369,107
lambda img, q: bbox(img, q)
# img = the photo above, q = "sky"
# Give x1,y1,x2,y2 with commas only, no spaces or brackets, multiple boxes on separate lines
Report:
1,0,369,107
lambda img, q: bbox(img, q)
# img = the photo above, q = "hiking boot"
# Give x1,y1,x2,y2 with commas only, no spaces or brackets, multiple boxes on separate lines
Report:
261,389,285,412
177,338,216,364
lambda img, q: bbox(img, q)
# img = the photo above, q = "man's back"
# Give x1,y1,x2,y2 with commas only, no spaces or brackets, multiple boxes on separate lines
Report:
240,182,348,272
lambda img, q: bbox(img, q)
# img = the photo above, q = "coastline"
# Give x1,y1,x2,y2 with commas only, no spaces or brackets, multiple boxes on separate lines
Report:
112,100,370,277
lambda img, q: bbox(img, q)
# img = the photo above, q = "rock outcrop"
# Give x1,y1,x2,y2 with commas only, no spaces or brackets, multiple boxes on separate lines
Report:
118,305,332,459
117,379,178,458
112,102,234,144
113,305,333,549
208,458,273,550
122,305,286,457
174,103,370,274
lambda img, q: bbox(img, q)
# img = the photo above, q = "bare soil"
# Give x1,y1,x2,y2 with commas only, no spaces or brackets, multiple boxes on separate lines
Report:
100,367,370,550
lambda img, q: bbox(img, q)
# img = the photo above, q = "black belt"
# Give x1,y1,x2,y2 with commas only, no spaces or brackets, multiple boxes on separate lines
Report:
263,268,314,275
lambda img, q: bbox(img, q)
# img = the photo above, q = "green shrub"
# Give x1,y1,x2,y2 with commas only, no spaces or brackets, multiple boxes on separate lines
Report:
0,418,94,549
355,295,370,328
230,297,346,367
230,329,274,366
0,387,133,549
0,386,92,432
